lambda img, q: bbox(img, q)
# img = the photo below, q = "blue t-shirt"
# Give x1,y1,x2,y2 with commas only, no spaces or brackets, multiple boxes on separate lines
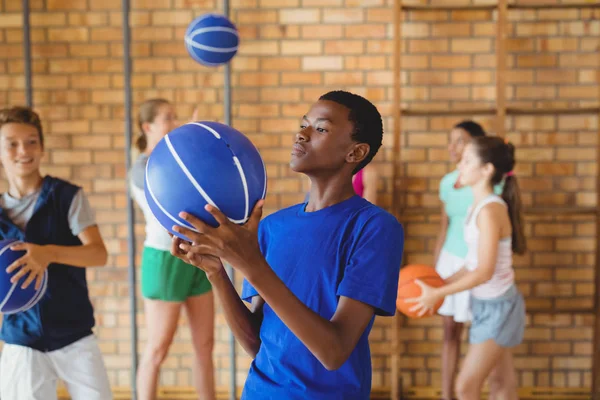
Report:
241,195,404,400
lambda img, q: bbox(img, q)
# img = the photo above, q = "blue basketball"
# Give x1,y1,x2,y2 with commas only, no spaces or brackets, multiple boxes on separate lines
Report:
184,14,239,67
145,121,267,241
0,239,48,314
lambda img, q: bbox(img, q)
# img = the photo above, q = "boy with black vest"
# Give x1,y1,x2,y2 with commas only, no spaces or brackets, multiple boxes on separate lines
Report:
0,106,112,400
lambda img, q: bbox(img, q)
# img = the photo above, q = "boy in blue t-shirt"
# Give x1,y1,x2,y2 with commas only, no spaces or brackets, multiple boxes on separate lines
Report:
170,91,404,399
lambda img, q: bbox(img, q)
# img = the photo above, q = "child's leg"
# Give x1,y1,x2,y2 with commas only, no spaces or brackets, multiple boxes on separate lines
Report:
441,316,463,400
0,343,58,400
455,339,505,400
185,291,216,400
488,349,518,400
50,335,112,400
137,298,182,400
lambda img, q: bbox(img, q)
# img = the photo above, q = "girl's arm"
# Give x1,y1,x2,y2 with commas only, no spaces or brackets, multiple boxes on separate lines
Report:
407,203,505,313
435,204,502,297
442,266,468,284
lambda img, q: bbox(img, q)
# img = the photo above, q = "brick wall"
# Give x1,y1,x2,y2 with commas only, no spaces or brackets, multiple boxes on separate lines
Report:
0,0,597,393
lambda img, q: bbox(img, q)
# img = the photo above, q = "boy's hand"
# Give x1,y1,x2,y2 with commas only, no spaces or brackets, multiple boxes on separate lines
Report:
172,200,264,277
170,235,224,279
6,243,53,290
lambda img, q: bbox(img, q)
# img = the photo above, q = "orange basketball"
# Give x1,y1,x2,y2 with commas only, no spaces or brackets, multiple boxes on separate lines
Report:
396,264,445,319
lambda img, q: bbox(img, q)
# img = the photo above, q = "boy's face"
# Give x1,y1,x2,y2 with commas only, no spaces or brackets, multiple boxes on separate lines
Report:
290,100,360,175
0,122,44,178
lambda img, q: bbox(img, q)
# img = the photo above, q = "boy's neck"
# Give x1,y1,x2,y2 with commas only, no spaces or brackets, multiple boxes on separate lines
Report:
305,174,356,212
7,173,44,199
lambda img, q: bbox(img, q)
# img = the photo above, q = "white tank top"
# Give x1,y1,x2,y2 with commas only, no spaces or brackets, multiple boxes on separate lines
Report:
129,154,173,252
464,194,514,299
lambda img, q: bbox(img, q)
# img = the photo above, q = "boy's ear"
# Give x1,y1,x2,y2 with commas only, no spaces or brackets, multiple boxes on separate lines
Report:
346,143,370,164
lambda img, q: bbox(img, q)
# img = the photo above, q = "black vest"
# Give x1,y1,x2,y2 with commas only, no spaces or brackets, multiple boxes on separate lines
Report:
0,176,95,352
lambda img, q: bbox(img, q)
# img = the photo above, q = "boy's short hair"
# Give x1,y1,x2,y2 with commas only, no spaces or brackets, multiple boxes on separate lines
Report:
319,91,383,174
0,106,44,148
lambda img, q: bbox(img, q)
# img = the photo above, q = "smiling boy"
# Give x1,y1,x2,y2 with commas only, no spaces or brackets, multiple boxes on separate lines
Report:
0,106,112,400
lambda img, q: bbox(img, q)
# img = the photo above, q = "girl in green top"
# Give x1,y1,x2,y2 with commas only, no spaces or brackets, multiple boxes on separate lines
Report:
433,121,486,400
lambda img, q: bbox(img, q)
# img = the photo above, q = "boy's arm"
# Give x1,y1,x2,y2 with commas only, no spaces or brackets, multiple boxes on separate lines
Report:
247,262,375,371
45,224,108,267
8,184,108,289
204,267,264,358
172,236,264,358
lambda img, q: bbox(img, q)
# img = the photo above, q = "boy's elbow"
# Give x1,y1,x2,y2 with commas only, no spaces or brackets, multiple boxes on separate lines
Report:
242,341,261,360
320,347,350,371
322,360,343,371
97,244,108,266
322,356,347,371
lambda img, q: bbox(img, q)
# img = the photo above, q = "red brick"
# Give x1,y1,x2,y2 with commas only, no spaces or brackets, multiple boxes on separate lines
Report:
49,59,89,74
279,9,320,24
431,55,471,69
130,0,172,8
132,27,173,41
430,23,471,37
150,10,192,25
473,22,495,37
237,10,277,24
324,40,364,55
30,12,67,26
559,54,598,68
48,28,89,42
281,40,322,55
302,56,342,71
301,25,343,39
322,9,363,23
68,12,110,26
408,39,448,53
451,38,492,53
90,28,123,42
517,54,557,68
322,71,362,85
516,22,558,36
47,0,87,9
259,25,301,39
344,25,386,38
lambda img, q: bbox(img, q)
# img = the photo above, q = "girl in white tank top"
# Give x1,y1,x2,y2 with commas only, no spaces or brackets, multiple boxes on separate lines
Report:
463,194,514,299
407,136,527,400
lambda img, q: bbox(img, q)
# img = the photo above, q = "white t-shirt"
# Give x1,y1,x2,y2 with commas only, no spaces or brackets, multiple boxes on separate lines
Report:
129,154,172,251
0,187,96,236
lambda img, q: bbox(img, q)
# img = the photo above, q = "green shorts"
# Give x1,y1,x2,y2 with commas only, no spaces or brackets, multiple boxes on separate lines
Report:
141,246,212,302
